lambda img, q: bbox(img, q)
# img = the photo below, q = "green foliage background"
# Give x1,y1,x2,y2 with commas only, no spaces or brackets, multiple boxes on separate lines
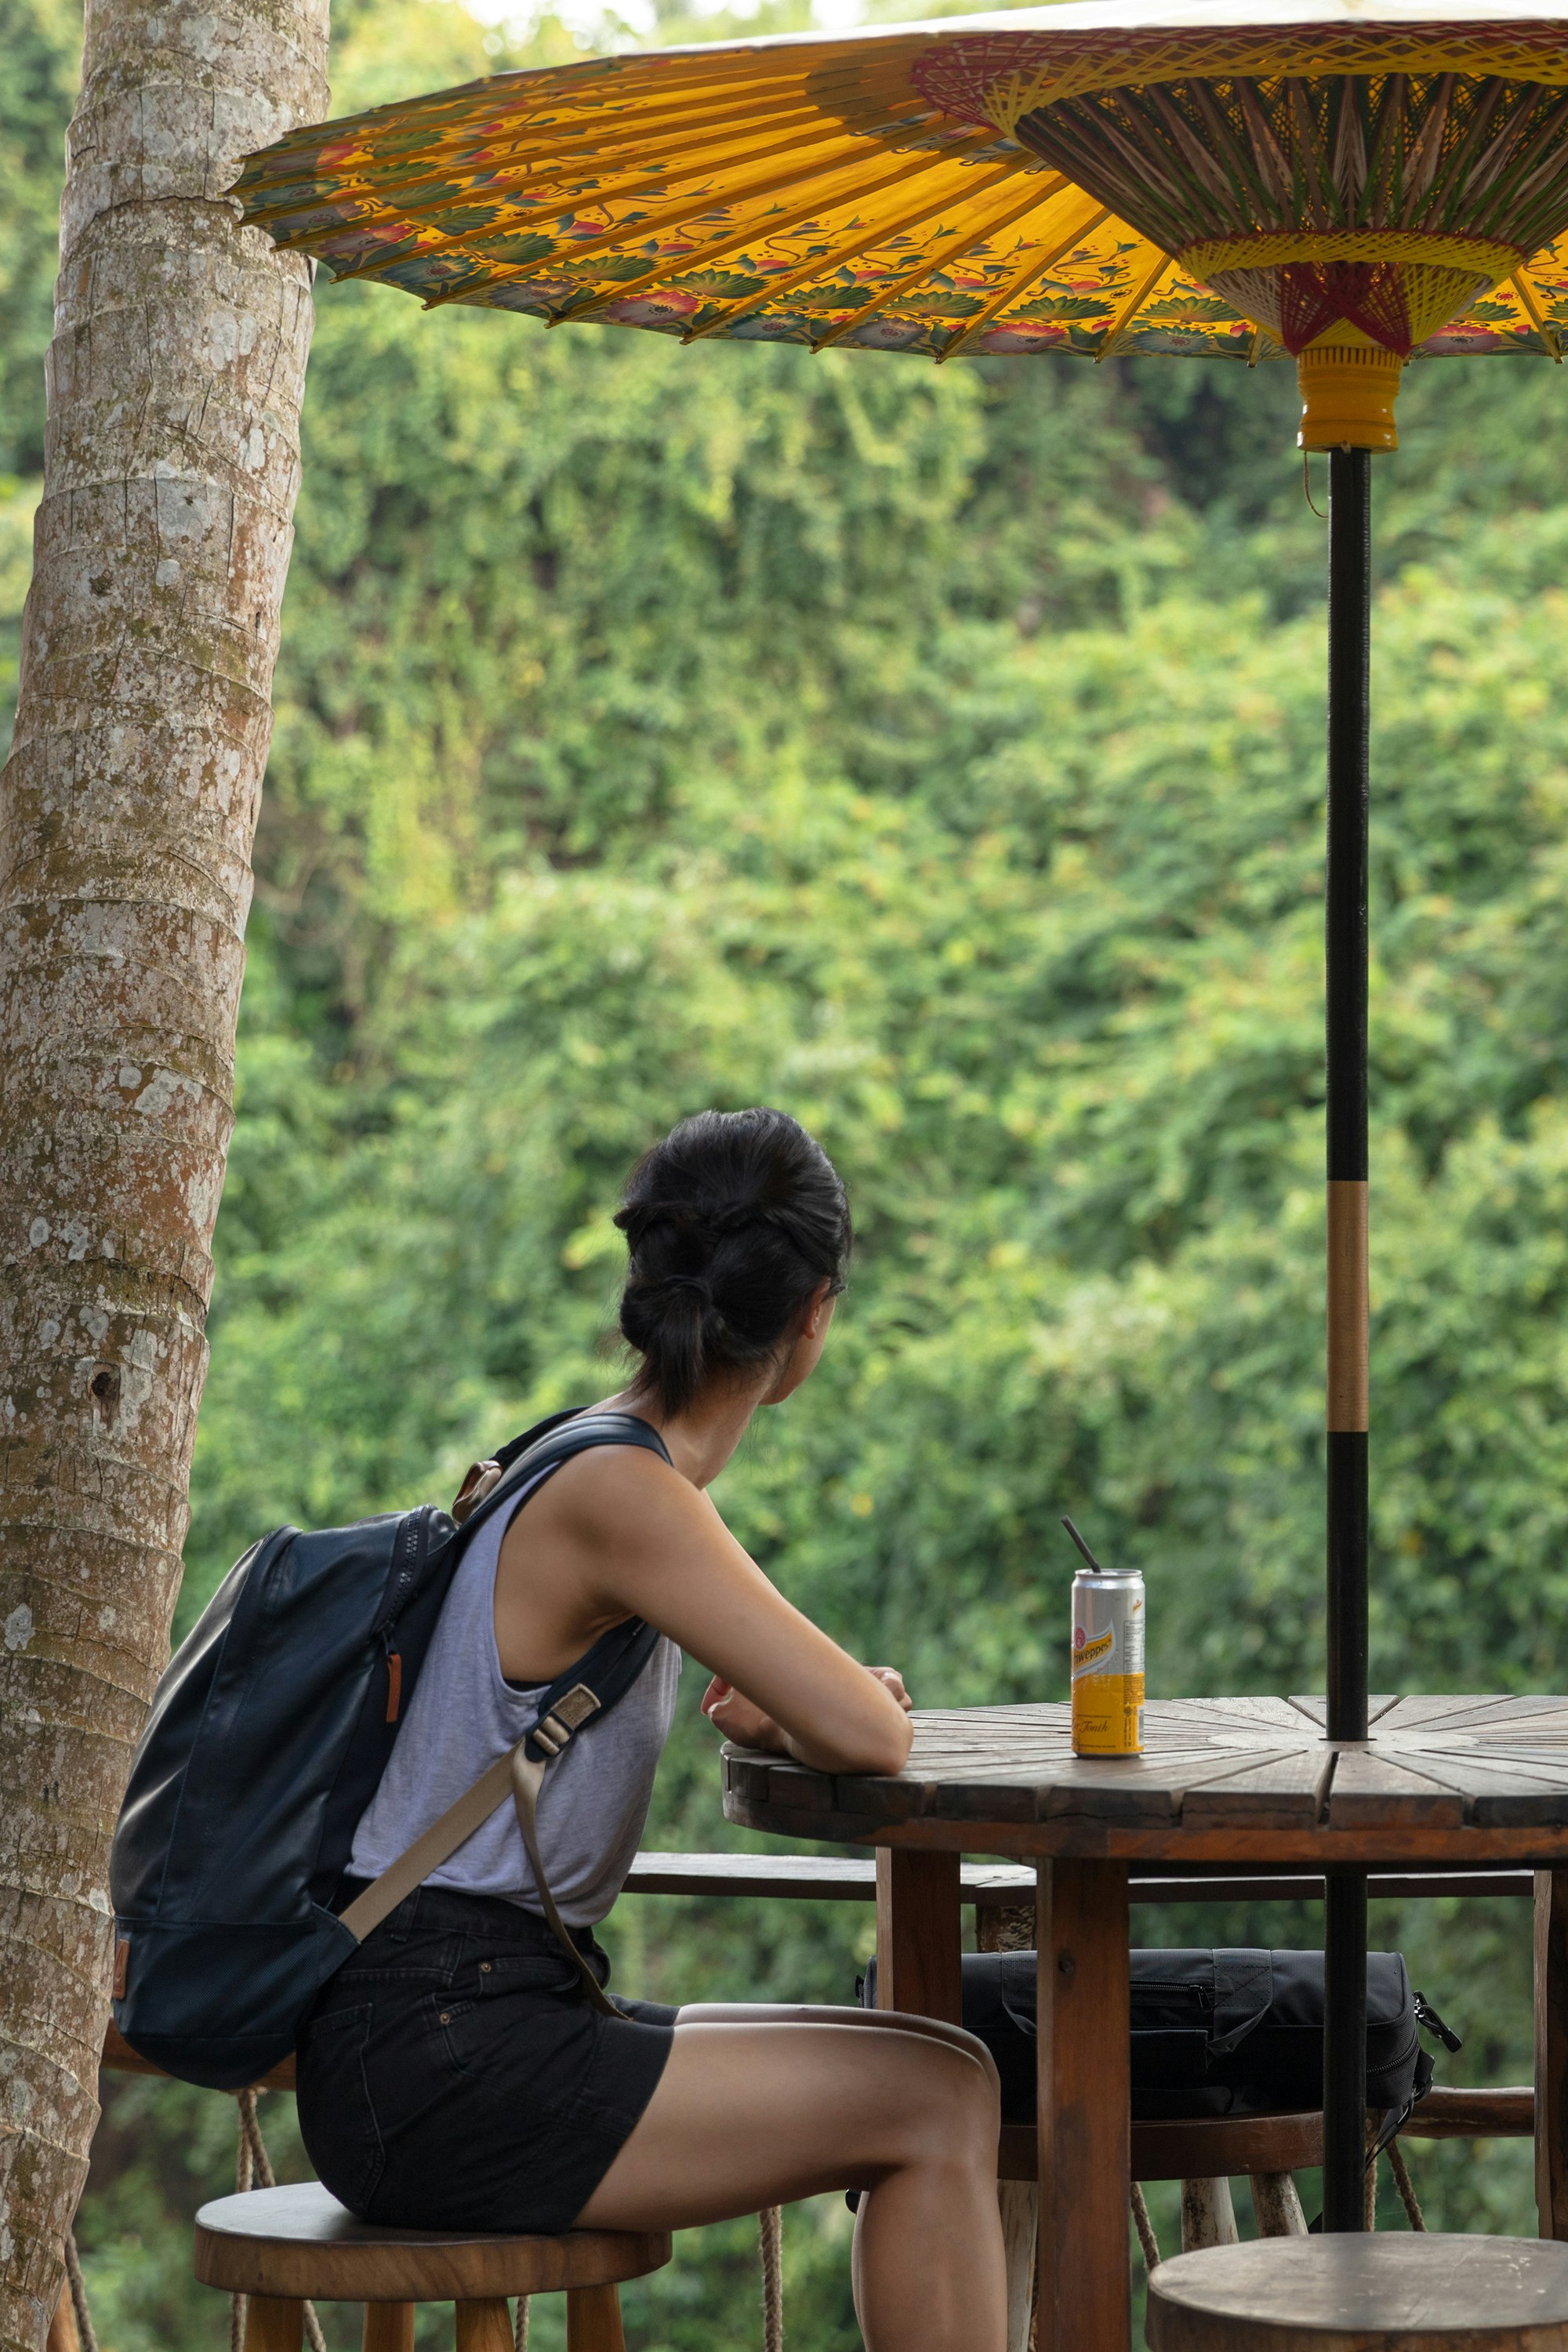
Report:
6,0,1568,2338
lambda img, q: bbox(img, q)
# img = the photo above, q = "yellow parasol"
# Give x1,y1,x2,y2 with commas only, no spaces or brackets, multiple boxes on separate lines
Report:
236,0,1568,2260
231,0,1568,445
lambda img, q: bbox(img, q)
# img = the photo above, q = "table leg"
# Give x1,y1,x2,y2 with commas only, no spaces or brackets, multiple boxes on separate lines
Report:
980,1890,1041,2352
873,1849,962,2020
1535,1867,1568,2239
1036,1859,1131,2352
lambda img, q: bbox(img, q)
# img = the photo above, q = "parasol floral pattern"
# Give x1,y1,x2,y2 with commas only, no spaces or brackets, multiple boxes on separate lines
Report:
231,3,1568,363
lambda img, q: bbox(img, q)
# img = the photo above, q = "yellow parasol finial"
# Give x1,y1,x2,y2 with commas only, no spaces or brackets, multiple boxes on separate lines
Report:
1297,331,1406,451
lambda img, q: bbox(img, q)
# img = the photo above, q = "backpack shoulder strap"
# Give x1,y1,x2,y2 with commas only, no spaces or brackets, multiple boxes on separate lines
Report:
454,1409,671,1549
524,1613,663,1763
337,1411,673,2015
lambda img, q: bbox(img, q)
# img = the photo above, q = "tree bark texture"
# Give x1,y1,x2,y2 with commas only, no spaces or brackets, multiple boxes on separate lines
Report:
0,0,328,2339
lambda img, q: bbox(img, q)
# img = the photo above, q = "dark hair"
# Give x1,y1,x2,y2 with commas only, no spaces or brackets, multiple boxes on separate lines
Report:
614,1108,851,1417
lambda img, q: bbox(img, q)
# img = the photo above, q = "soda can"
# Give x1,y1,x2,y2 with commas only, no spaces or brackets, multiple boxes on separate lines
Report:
1071,1567,1145,1756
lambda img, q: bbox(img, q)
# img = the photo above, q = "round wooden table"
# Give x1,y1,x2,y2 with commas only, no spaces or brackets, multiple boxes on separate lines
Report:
723,1693,1568,2352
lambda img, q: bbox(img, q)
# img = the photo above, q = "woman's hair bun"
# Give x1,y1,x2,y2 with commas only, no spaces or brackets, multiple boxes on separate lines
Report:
615,1108,850,1416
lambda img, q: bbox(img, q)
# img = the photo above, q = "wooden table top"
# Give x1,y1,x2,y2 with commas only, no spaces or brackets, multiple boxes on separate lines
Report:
722,1693,1568,1863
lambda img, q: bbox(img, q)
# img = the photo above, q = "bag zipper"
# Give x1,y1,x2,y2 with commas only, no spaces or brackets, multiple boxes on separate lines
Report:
374,1508,437,1725
372,1508,435,1637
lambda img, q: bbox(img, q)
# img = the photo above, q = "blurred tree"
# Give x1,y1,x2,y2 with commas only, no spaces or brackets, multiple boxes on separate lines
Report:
0,0,78,480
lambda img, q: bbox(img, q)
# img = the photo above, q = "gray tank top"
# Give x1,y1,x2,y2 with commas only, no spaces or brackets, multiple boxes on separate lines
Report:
349,1476,681,1926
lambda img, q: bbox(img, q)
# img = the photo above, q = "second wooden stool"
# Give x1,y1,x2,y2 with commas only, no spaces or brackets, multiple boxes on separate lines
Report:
1146,2233,1568,2352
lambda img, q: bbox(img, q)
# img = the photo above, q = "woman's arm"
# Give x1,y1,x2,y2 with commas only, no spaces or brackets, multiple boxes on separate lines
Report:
699,1668,910,1758
528,1446,913,1777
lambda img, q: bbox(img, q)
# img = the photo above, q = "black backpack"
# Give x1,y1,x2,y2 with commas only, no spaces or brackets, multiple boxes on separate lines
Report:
111,1410,669,2090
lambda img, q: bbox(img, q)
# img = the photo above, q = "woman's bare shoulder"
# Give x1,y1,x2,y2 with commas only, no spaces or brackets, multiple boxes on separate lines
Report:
534,1439,714,1539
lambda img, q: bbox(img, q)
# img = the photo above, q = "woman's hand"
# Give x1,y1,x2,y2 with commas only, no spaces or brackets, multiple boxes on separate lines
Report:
700,1678,787,1751
866,1667,913,1716
701,1664,913,1755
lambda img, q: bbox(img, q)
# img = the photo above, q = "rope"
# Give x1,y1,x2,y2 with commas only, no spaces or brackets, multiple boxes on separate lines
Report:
233,2090,328,2352
1387,2137,1427,2231
1304,454,1327,519
759,2205,783,2352
63,2231,98,2352
236,2091,274,2188
230,2095,254,2352
514,2295,530,2350
1130,2183,1160,2274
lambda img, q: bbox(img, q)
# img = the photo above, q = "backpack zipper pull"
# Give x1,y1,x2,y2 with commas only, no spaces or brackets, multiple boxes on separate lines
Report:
1414,1990,1463,2053
382,1631,403,1724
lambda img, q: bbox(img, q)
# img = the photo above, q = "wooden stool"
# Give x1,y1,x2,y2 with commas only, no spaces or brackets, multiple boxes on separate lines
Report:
194,2182,671,2352
989,2111,1321,2349
1003,2085,1532,2257
1135,2110,1322,2248
1146,2234,1568,2351
1000,2110,1322,2256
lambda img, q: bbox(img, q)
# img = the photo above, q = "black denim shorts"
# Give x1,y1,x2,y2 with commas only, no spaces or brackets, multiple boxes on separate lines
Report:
296,1882,677,2232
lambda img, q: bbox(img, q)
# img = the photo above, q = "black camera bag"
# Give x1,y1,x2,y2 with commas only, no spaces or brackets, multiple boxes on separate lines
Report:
861,1947,1450,2128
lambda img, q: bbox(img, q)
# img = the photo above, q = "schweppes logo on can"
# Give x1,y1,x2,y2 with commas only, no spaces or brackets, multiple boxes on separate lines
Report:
1070,1627,1116,1679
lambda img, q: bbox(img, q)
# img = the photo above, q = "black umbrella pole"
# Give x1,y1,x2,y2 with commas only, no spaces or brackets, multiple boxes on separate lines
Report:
1323,443,1371,2230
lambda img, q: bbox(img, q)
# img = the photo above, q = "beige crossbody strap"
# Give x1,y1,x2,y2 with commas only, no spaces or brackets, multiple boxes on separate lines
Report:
336,1739,620,2019
507,1746,619,2017
337,1751,516,1942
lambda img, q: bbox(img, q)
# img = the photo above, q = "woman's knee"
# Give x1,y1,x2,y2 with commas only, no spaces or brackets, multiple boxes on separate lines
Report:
869,2006,994,2067
887,2012,1003,2116
874,2027,1001,2169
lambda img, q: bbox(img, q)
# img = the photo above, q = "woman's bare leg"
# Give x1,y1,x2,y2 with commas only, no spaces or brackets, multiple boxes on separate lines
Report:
576,2009,1006,2352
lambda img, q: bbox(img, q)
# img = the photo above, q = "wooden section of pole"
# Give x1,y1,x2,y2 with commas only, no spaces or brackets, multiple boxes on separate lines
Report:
1323,441,1372,2235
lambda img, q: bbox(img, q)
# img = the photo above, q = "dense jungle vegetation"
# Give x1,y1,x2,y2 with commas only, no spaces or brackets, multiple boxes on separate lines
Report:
8,0,1568,2336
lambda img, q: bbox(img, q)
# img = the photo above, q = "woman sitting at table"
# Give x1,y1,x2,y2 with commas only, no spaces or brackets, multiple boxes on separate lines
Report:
298,1105,1005,2352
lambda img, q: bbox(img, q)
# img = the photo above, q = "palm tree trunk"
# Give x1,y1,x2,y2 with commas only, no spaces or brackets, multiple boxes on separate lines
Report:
0,0,328,2335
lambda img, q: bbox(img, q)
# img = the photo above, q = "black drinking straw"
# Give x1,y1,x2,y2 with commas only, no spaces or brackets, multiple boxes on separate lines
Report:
1061,1515,1106,1575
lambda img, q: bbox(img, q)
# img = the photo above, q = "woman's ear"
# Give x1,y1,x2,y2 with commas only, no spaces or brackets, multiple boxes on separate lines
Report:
762,1279,837,1406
